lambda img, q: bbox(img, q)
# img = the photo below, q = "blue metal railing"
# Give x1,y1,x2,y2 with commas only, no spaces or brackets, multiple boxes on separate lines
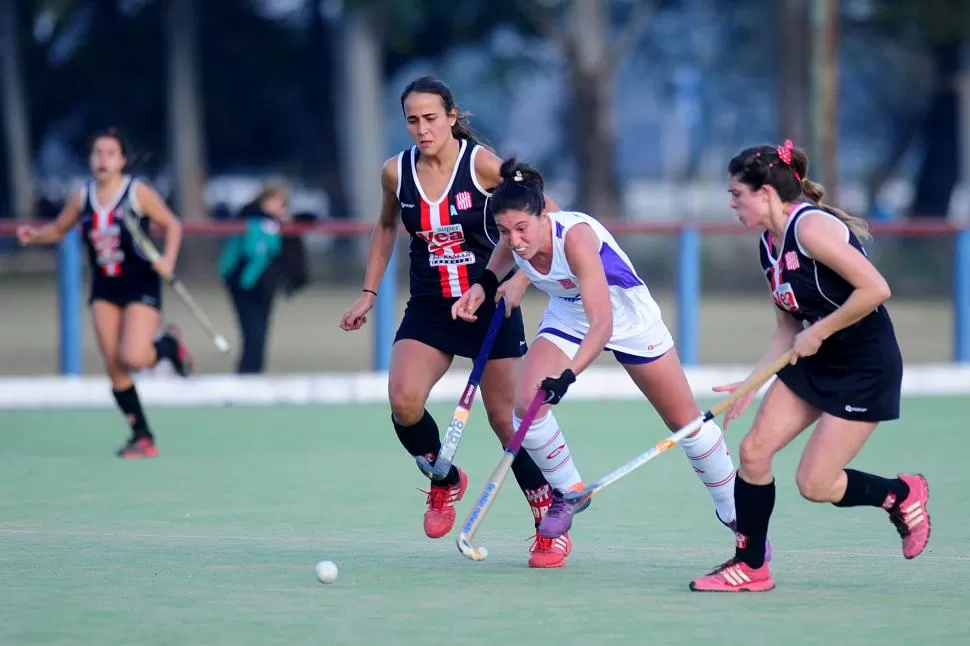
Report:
56,227,83,375
372,245,398,371
49,224,970,374
955,228,970,362
676,226,701,366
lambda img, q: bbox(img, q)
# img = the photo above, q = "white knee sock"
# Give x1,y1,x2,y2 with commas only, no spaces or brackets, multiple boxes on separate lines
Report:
680,420,737,524
515,410,582,493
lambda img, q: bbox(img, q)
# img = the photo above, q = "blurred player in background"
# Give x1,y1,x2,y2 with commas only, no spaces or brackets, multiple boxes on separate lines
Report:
17,128,193,458
452,158,742,549
688,140,930,592
339,76,573,567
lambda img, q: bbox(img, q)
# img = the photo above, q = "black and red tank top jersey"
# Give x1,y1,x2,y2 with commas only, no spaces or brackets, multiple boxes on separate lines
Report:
758,203,896,347
79,176,154,279
395,139,500,300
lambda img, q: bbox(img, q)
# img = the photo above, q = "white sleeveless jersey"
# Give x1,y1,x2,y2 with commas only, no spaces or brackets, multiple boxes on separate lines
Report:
513,211,665,351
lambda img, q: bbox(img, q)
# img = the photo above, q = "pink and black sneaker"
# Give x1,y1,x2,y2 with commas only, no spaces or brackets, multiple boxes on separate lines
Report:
888,473,931,559
158,324,194,377
117,436,158,459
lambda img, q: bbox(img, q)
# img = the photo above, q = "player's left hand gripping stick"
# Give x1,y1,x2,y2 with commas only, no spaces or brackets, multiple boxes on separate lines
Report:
416,298,507,481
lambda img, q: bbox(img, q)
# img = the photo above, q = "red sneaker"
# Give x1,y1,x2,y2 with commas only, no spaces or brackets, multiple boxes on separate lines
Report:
889,474,931,559
117,437,158,459
528,531,572,568
689,558,775,592
420,468,468,539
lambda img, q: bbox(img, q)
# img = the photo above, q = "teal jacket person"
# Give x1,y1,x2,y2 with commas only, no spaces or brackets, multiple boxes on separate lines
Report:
218,208,283,298
218,181,298,373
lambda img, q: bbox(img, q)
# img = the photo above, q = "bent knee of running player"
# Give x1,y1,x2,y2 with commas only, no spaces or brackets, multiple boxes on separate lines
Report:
388,384,430,425
388,339,452,424
119,338,156,371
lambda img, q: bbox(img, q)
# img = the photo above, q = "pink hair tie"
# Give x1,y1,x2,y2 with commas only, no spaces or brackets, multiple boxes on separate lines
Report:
777,139,801,181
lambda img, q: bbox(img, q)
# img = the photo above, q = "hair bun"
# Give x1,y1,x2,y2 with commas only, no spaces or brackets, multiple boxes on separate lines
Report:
499,157,545,192
499,157,520,182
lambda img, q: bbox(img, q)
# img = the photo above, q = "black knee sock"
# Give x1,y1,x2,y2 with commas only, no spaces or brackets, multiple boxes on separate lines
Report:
833,469,910,510
734,475,775,568
392,410,460,486
112,386,152,440
510,450,552,527
153,334,178,365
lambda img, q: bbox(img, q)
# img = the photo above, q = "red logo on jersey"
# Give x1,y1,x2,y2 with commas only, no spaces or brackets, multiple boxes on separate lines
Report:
784,250,800,270
89,208,124,275
767,263,799,313
558,278,577,289
416,223,466,254
454,191,473,211
89,227,121,261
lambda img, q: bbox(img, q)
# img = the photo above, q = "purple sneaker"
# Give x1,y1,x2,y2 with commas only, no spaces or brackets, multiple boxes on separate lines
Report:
538,488,590,538
719,512,773,564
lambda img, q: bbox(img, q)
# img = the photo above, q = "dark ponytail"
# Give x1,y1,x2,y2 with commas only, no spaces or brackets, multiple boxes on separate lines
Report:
790,148,871,241
451,109,484,146
488,157,546,218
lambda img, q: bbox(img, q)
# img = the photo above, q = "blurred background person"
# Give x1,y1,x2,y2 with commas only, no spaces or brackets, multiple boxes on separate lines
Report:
218,179,306,374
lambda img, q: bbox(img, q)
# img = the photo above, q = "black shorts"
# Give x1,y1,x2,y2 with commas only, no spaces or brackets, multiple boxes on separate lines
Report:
89,274,163,311
394,296,527,360
777,332,903,423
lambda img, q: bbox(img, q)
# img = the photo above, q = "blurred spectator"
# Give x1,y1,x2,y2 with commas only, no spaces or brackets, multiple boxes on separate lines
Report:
218,179,307,373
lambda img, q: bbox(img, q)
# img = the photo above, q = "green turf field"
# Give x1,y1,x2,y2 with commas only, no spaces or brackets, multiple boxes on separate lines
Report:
3,397,967,646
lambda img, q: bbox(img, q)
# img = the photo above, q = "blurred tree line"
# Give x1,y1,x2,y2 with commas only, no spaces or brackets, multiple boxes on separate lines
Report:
1,0,968,227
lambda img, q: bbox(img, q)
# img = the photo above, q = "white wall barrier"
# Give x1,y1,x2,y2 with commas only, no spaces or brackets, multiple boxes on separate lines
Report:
1,364,967,410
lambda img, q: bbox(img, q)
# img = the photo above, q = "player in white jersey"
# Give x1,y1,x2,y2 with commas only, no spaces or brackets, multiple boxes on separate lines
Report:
453,158,754,549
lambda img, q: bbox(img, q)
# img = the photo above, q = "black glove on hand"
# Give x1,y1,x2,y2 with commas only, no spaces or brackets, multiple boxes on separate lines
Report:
540,369,576,405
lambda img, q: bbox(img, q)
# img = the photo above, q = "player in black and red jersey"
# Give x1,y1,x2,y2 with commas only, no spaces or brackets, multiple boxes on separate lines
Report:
340,76,571,568
689,140,930,592
17,128,193,458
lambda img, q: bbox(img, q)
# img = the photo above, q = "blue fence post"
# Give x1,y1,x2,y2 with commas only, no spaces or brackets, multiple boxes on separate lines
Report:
955,227,970,363
676,225,700,366
56,227,83,375
373,243,398,372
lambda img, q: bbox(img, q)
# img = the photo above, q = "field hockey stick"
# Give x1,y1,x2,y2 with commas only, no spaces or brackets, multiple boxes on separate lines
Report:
456,389,546,561
120,210,231,353
562,351,794,507
416,298,507,480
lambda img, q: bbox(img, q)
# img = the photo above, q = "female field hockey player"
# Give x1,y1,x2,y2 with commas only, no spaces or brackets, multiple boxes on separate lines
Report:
17,128,193,458
338,76,569,567
452,158,744,549
688,140,930,593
